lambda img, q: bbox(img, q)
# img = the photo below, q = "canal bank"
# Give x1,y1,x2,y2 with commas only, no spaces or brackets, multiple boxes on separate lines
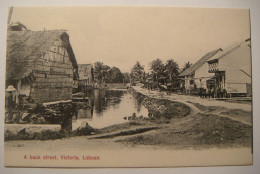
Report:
4,87,191,141
112,87,252,149
5,87,252,150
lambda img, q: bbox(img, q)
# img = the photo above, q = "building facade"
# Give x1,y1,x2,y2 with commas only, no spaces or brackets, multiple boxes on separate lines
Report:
78,64,95,91
6,30,79,103
207,38,251,96
179,48,222,93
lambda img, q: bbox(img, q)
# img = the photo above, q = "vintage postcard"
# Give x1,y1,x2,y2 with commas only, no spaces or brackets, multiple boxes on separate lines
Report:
4,6,252,167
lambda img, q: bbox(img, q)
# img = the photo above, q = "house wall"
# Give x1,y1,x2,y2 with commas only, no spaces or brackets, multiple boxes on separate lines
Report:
184,74,194,91
218,43,251,93
194,63,213,89
85,67,94,84
78,79,94,92
30,39,74,103
184,76,190,90
78,65,94,85
17,79,30,96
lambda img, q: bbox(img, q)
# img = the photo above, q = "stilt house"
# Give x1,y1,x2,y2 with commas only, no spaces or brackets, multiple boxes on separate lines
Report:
179,48,223,92
207,38,251,96
78,64,95,90
6,30,79,103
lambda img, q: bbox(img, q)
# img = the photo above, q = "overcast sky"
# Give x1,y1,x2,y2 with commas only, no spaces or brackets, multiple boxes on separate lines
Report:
10,6,250,72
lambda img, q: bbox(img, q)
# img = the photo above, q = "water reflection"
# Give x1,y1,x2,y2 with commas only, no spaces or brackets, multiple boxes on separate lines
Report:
70,89,148,130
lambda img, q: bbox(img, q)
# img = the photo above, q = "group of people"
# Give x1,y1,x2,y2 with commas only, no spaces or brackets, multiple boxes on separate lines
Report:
199,87,228,98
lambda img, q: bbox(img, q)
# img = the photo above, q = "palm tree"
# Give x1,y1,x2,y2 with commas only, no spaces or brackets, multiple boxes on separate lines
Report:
165,59,180,86
181,61,192,73
150,59,165,87
94,62,110,84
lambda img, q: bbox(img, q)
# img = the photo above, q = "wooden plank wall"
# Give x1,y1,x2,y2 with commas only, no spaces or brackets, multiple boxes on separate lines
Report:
30,39,74,103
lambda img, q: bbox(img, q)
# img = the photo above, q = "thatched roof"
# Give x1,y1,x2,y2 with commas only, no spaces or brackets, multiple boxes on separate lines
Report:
6,30,78,80
8,22,28,31
179,48,222,77
78,64,94,80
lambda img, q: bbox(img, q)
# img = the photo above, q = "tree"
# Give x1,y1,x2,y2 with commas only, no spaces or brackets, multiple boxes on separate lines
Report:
149,59,165,87
181,61,192,73
130,61,145,84
108,67,124,83
122,73,130,83
94,62,110,84
165,59,180,87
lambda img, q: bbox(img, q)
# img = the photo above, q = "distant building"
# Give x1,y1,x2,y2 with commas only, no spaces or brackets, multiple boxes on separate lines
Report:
179,48,223,92
207,38,251,96
78,64,95,90
6,30,79,103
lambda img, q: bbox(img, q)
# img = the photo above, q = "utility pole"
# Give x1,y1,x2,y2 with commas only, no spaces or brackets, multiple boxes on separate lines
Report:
7,7,14,24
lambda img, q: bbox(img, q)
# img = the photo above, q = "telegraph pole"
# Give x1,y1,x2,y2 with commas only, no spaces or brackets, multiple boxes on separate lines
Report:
7,7,14,24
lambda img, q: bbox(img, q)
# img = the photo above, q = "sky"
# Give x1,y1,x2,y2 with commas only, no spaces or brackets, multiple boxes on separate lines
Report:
10,6,250,73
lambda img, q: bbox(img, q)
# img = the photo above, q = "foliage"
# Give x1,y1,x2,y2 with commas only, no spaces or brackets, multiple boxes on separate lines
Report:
145,58,180,89
181,61,192,73
94,62,110,83
94,62,127,84
108,67,124,83
130,61,145,84
122,72,130,83
149,59,165,86
165,59,180,87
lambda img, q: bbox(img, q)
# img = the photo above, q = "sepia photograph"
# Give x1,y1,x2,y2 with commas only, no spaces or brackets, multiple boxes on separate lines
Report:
3,6,253,167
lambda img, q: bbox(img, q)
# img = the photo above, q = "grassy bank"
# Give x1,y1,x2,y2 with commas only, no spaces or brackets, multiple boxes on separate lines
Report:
112,88,253,149
118,113,252,149
4,123,98,141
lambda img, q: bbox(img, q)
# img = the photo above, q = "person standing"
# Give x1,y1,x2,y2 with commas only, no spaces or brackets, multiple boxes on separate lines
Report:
217,87,221,98
210,88,215,98
5,85,17,123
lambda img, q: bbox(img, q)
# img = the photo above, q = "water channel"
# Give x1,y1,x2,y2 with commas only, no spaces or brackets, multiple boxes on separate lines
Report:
71,89,149,130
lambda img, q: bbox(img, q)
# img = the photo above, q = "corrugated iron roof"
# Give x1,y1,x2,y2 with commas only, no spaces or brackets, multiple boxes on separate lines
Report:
207,38,251,62
179,48,222,77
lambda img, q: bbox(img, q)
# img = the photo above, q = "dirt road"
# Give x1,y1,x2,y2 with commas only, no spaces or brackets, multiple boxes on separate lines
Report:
132,86,252,125
133,86,252,111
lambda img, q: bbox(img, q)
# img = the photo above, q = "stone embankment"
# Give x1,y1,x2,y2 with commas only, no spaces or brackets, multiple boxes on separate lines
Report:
128,87,191,119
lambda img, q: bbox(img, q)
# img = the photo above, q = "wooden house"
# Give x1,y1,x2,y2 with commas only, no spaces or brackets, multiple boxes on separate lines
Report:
6,30,79,103
179,48,223,93
78,64,95,91
207,38,251,96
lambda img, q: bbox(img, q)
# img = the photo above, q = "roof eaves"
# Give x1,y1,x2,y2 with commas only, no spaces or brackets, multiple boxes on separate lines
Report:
207,38,250,62
179,48,222,77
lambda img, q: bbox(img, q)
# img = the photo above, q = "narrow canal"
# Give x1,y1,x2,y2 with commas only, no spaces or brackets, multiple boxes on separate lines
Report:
72,89,148,130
